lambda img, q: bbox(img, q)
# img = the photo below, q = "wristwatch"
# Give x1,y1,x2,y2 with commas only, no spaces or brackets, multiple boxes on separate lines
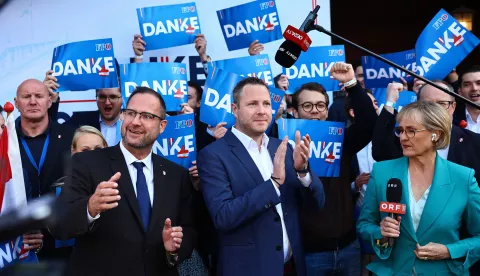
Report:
385,101,395,107
166,251,179,267
295,163,309,174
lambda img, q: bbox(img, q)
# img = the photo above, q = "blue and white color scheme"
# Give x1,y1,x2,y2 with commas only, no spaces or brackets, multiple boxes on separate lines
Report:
217,0,282,51
137,3,201,50
277,119,345,177
283,45,346,92
415,9,479,79
153,114,196,169
373,88,417,112
361,49,416,89
209,54,274,86
200,68,244,128
51,38,118,92
120,62,188,112
267,87,285,134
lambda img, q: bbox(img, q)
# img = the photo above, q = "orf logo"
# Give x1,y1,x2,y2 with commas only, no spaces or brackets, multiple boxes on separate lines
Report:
441,14,448,21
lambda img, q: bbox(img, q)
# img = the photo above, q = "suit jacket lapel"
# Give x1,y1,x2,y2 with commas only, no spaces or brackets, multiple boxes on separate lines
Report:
390,157,417,242
416,155,454,240
109,145,144,230
147,154,168,234
226,131,265,186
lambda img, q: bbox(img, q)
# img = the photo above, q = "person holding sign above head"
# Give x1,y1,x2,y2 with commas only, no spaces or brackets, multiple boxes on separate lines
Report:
52,86,195,276
289,62,378,276
357,101,480,275
14,79,75,262
198,77,325,276
43,58,123,147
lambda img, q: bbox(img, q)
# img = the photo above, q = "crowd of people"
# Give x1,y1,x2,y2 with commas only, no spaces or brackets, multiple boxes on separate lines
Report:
2,30,480,276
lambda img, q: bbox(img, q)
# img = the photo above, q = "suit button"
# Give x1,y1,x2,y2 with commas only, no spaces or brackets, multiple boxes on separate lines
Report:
145,249,148,253
264,204,269,209
276,245,282,251
274,217,280,222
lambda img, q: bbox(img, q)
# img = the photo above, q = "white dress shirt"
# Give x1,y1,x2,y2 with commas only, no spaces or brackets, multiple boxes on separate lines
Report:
353,142,376,207
99,115,121,147
465,108,480,134
88,141,154,223
231,127,312,263
407,171,431,232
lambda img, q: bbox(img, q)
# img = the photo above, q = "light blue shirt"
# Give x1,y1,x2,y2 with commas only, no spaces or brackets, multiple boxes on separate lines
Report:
99,116,121,147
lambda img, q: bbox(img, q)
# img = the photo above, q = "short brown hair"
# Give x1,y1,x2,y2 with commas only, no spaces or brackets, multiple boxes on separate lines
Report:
292,82,329,111
233,77,269,106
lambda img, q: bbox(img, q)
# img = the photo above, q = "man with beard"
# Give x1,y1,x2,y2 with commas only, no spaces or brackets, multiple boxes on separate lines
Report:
52,87,195,276
291,63,378,275
44,61,123,147
453,66,480,133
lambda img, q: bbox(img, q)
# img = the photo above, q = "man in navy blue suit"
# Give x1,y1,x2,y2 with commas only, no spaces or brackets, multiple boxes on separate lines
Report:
198,77,325,276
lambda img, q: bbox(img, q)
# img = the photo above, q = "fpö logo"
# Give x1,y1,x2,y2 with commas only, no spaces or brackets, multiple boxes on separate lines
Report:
172,67,186,74
181,6,196,13
328,49,344,56
259,1,275,10
255,58,269,66
95,43,112,51
328,127,343,135
175,119,194,129
379,202,406,214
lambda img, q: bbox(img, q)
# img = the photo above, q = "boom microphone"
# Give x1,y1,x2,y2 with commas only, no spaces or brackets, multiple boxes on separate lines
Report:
275,5,320,68
379,178,406,247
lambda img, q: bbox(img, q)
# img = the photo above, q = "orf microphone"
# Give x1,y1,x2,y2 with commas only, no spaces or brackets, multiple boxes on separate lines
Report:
379,178,406,247
275,5,320,68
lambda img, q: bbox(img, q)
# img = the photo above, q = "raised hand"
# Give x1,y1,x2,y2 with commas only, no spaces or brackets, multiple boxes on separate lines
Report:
330,62,355,84
133,34,146,57
293,130,310,171
43,70,59,102
87,172,121,217
248,40,264,56
194,34,208,62
272,136,288,186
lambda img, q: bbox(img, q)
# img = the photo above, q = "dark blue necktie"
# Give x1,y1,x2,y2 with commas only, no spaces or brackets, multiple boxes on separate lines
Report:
132,162,151,232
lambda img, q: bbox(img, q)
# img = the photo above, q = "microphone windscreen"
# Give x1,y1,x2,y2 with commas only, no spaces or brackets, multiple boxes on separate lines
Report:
386,178,403,203
275,40,302,68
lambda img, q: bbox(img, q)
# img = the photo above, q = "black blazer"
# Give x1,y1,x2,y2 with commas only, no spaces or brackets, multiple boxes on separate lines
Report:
372,108,480,181
66,110,101,130
52,145,195,276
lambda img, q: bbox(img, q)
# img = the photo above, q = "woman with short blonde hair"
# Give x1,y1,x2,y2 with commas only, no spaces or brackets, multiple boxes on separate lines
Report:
71,125,108,155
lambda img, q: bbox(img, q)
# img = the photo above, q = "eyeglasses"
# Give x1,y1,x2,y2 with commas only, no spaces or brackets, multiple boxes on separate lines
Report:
436,101,454,110
122,109,163,122
299,102,327,112
97,95,122,103
394,127,427,138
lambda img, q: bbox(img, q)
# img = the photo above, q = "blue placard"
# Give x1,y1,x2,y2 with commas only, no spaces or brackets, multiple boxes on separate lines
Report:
372,88,417,111
120,63,188,112
137,3,201,51
200,68,244,128
415,9,480,79
277,119,345,177
0,236,38,270
217,0,282,51
51,39,118,92
209,54,274,86
153,114,196,169
267,87,285,134
361,49,416,89
283,45,346,92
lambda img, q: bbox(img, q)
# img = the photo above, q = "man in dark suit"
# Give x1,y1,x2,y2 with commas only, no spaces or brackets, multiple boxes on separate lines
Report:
14,79,75,261
198,77,325,276
453,66,480,133
372,80,480,181
52,86,195,276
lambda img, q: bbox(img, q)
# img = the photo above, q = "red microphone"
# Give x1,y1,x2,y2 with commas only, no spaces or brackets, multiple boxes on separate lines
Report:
380,178,406,247
282,25,312,52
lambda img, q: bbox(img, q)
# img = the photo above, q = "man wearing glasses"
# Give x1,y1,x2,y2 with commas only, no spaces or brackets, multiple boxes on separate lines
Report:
372,80,480,183
290,63,378,276
53,86,195,276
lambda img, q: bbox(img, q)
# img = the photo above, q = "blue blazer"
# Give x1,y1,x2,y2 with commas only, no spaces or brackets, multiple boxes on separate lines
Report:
198,130,325,276
357,154,480,276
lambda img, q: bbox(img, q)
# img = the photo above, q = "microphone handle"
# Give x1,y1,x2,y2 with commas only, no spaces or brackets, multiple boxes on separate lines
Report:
388,213,396,247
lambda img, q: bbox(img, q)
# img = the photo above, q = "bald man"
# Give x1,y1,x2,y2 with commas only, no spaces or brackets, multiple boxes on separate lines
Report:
14,79,75,262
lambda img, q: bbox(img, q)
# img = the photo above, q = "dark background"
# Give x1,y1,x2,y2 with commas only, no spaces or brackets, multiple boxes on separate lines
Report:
330,0,479,73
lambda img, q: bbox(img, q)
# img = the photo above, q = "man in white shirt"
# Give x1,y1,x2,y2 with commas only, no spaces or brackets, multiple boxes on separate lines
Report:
52,87,195,276
458,67,480,133
198,77,325,276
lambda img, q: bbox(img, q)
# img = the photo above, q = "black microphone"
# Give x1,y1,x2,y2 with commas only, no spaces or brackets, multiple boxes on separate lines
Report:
385,178,403,247
275,5,320,68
